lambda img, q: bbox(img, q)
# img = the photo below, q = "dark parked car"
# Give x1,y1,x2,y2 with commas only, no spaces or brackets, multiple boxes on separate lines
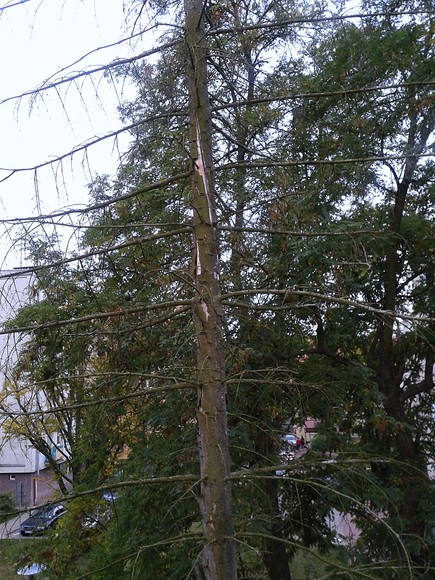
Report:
20,503,66,536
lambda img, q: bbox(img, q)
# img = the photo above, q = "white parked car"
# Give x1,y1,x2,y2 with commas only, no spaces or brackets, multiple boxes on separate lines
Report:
281,433,297,447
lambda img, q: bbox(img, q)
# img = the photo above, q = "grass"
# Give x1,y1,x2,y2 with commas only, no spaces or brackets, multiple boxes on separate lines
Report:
289,546,351,579
0,539,23,578
290,549,332,579
0,538,42,579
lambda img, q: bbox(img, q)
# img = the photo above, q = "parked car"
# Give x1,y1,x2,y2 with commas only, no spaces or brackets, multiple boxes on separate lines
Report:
20,503,66,536
282,433,297,447
82,502,112,530
82,490,118,530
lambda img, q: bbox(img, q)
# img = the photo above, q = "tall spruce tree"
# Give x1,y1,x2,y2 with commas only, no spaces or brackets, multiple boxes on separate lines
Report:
1,1,433,578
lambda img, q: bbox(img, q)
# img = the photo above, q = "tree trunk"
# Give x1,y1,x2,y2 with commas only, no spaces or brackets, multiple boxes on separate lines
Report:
262,479,292,580
30,436,69,496
378,114,433,458
184,1,237,578
376,108,434,561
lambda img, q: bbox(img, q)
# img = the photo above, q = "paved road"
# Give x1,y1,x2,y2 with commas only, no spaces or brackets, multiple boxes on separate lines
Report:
0,512,28,539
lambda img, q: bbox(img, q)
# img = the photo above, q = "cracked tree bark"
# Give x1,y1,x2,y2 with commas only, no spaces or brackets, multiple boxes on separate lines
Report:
184,1,237,578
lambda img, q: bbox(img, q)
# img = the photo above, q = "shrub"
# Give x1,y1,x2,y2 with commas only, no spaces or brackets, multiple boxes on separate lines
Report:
0,492,14,514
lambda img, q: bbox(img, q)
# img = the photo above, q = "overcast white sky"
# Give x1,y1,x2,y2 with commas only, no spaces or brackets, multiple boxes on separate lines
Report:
0,0,150,268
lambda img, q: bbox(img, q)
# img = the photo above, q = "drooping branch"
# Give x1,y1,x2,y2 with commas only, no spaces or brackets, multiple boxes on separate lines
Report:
221,289,435,323
207,9,435,37
0,39,181,108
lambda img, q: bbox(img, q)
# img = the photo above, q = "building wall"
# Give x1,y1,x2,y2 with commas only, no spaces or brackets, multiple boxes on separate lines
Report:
294,418,319,443
0,468,62,507
0,472,31,506
0,269,32,365
0,271,35,482
0,270,58,505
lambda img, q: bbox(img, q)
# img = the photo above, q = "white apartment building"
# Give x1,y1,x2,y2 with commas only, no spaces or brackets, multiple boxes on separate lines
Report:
0,269,59,506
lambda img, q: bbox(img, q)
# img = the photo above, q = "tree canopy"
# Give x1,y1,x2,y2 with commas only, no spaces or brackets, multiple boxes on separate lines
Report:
0,1,433,578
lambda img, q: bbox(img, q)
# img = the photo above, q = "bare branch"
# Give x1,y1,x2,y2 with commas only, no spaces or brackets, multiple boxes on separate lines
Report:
207,9,435,37
0,299,192,335
217,152,434,172
0,39,181,107
213,81,435,114
222,289,435,323
0,171,191,230
0,112,187,183
0,382,196,417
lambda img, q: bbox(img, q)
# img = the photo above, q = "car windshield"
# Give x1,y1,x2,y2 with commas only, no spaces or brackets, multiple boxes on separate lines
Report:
30,507,55,519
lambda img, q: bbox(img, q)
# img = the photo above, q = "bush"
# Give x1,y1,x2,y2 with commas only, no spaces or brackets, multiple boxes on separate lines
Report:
310,434,329,455
0,492,14,514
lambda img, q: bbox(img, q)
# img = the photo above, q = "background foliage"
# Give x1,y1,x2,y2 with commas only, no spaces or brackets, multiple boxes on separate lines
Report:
0,0,433,578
